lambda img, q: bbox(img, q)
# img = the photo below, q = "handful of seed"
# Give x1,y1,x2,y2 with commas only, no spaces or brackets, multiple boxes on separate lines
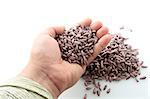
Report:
55,25,147,98
55,25,98,65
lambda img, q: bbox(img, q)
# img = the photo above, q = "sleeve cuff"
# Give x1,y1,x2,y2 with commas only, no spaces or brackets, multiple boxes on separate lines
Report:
0,76,53,99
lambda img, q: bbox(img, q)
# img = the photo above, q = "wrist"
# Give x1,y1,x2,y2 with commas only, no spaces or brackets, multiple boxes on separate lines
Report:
20,64,60,99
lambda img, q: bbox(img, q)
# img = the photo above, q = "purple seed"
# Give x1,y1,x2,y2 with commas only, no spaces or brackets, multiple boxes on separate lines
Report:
140,61,144,65
97,90,100,96
97,82,101,88
93,88,96,94
135,78,139,82
141,66,148,68
83,94,87,99
140,76,146,80
103,85,107,91
120,26,124,30
99,87,102,91
106,88,111,94
126,76,130,80
84,82,88,86
86,87,92,90
130,29,133,32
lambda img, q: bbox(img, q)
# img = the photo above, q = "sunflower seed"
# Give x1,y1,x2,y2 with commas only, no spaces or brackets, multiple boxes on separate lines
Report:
106,88,111,94
140,76,146,80
103,85,107,91
83,94,87,99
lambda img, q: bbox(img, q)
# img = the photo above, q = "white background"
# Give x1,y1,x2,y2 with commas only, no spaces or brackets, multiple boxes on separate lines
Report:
0,0,149,99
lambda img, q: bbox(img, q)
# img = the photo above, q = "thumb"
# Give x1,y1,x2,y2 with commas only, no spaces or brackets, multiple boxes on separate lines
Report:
42,26,65,38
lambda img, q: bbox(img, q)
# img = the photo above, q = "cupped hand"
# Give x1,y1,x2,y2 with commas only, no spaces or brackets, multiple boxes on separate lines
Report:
20,18,112,99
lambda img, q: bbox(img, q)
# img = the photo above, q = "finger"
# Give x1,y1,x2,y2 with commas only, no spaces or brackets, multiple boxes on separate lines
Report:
63,61,84,88
73,63,85,79
87,34,112,64
96,26,109,39
82,64,87,72
90,21,103,31
78,18,92,27
46,26,65,38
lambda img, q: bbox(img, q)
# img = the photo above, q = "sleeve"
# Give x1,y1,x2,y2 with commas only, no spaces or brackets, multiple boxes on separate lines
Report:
0,76,53,99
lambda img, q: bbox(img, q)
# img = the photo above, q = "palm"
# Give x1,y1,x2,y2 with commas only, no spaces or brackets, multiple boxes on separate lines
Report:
30,33,83,92
30,34,61,65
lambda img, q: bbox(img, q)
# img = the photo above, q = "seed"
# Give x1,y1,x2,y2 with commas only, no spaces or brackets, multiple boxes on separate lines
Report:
140,76,146,80
103,85,107,91
99,87,102,91
126,76,130,80
106,88,111,94
141,66,148,68
100,60,104,68
135,78,139,82
97,90,100,96
93,79,96,85
86,87,92,90
84,82,88,86
120,26,124,30
97,82,101,88
83,94,87,99
140,61,144,65
93,88,96,94
130,29,133,32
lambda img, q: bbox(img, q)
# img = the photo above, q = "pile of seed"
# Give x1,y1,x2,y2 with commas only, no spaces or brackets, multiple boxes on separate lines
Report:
55,25,98,65
83,34,146,82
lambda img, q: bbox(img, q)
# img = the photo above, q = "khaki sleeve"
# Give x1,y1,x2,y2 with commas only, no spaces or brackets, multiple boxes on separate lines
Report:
0,76,53,99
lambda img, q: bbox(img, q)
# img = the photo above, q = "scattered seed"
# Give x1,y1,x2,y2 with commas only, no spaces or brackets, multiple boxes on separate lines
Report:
84,82,88,86
140,61,144,65
97,90,100,96
126,76,130,80
97,82,101,88
106,88,111,94
135,78,139,82
140,76,146,80
130,29,133,32
103,85,107,91
86,87,92,90
141,66,148,68
93,88,96,94
83,94,87,99
120,26,124,30
99,87,102,91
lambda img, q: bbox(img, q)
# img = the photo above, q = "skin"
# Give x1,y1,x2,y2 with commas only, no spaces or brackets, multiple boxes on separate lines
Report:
20,18,112,99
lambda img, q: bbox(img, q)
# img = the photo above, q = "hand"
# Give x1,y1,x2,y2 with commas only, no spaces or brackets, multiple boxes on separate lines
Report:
20,18,112,99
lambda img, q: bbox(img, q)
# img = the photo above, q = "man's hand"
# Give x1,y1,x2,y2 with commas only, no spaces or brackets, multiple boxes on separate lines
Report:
20,18,112,99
